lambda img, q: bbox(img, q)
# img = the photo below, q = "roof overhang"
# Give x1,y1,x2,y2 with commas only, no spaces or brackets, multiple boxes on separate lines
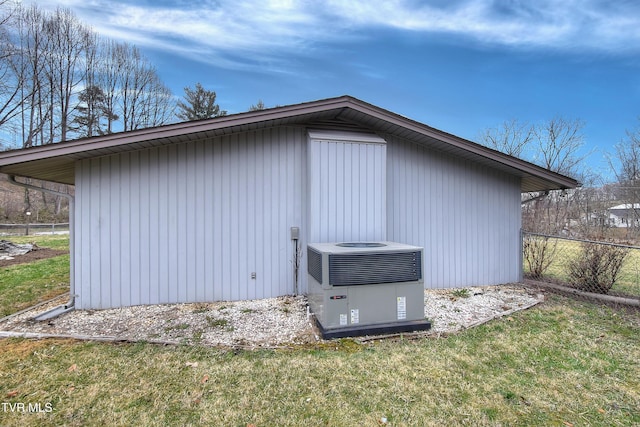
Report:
0,95,578,192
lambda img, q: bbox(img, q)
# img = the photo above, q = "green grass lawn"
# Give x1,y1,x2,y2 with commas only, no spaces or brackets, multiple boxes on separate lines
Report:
0,255,70,317
2,234,639,425
0,295,638,426
8,234,70,251
0,235,70,317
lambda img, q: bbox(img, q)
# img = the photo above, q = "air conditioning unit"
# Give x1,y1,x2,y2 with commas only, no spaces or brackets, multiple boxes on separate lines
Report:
307,242,431,339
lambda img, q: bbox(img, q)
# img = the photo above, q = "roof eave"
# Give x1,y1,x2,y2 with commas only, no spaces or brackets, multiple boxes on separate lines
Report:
0,95,578,192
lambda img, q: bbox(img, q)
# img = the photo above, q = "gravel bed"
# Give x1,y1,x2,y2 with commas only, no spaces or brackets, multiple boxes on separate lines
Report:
0,284,543,347
424,284,544,333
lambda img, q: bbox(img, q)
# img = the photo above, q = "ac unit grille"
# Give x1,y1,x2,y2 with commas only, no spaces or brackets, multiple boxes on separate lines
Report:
307,247,323,283
329,251,422,286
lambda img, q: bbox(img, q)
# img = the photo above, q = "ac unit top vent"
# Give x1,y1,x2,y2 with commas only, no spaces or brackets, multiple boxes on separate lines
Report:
335,242,387,248
307,242,423,286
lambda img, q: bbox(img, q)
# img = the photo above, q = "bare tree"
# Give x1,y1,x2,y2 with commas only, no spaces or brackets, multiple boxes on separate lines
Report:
608,122,640,237
566,172,611,239
613,136,640,183
610,125,640,199
480,116,586,177
0,1,25,137
480,119,533,158
0,2,176,219
482,116,586,234
139,73,174,128
17,4,51,148
96,39,125,134
44,7,92,142
2,4,174,147
70,30,100,138
533,117,586,177
524,117,587,234
119,43,174,131
13,5,91,146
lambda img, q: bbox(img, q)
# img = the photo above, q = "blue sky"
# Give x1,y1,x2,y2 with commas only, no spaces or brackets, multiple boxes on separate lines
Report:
33,0,640,181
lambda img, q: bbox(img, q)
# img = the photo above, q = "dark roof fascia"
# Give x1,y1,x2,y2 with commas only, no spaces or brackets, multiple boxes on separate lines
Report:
0,96,353,165
340,97,578,190
0,95,578,191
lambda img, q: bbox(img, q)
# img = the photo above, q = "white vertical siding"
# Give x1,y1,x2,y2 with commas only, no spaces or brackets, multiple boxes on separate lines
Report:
74,127,307,309
74,126,525,308
386,136,522,288
308,133,387,243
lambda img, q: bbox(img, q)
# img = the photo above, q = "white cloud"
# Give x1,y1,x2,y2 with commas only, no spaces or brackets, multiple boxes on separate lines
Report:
28,0,640,68
32,0,346,70
326,0,640,50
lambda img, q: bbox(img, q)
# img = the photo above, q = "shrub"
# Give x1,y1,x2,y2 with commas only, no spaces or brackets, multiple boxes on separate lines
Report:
523,234,557,279
568,242,628,294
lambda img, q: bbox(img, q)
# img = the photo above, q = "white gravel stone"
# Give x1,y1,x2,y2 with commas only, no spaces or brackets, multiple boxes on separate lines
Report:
0,284,543,347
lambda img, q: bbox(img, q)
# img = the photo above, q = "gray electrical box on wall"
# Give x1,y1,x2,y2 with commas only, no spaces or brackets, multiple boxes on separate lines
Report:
290,226,300,240
307,241,431,339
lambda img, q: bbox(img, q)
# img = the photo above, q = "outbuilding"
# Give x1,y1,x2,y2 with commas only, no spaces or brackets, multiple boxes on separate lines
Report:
0,96,577,310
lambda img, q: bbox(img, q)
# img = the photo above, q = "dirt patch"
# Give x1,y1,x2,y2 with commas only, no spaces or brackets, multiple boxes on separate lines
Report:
0,248,68,267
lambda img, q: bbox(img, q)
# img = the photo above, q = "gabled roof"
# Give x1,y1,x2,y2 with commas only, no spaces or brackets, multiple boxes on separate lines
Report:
0,95,577,192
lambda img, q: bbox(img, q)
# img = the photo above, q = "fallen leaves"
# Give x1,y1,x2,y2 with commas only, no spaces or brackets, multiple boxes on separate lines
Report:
67,363,77,372
6,390,19,398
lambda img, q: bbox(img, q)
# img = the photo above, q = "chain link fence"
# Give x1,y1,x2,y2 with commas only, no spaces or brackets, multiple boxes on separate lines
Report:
523,232,640,301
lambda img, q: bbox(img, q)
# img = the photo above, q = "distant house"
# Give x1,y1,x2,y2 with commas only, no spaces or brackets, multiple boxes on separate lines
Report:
608,204,640,228
0,96,577,310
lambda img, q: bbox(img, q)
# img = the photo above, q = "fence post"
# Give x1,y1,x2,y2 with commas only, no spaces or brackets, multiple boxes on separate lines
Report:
519,229,524,282
25,211,31,236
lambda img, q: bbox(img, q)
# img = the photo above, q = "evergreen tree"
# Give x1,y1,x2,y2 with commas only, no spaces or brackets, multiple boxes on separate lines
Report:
249,99,265,111
69,85,117,137
176,82,226,121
